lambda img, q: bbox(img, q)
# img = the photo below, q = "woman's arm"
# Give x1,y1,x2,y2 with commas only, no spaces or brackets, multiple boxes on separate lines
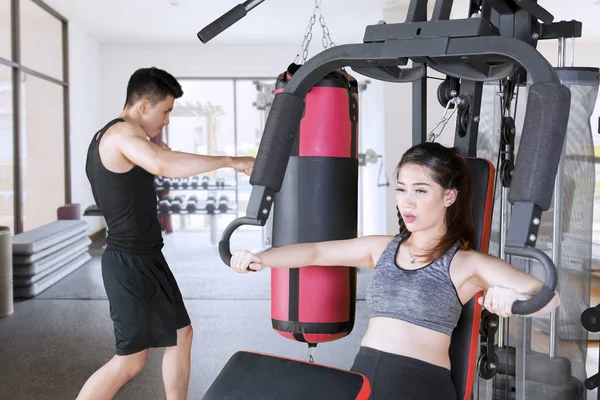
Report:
467,251,560,318
230,235,395,273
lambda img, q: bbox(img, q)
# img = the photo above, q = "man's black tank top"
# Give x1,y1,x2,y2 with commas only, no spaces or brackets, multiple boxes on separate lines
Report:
85,118,163,254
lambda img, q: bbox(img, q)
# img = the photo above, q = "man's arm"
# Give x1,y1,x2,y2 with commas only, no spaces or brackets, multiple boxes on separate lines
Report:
116,128,252,177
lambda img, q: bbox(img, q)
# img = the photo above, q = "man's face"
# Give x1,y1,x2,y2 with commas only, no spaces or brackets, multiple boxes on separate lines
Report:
140,95,175,138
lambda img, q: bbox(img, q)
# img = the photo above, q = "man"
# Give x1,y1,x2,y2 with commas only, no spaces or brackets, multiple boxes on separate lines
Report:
80,67,255,400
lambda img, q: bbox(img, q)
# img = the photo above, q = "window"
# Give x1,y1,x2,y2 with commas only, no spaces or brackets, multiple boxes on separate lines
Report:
0,65,13,229
20,0,63,81
161,78,274,249
0,0,68,233
0,1,11,60
20,73,65,231
164,79,236,233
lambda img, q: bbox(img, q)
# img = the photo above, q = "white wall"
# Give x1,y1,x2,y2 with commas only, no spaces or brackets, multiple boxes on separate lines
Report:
68,22,103,234
356,78,387,236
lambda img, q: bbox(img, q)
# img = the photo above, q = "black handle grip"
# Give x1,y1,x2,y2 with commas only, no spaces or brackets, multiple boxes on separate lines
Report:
504,245,558,315
219,216,264,267
197,4,247,44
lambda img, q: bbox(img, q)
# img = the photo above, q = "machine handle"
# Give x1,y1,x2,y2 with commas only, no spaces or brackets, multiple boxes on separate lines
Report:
219,216,264,269
197,0,265,44
504,245,558,315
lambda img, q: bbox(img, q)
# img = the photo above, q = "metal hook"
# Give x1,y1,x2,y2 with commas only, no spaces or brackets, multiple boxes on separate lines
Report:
428,97,460,142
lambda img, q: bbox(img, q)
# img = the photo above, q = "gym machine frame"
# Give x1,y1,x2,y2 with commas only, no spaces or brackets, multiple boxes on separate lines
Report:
202,0,582,398
217,0,564,312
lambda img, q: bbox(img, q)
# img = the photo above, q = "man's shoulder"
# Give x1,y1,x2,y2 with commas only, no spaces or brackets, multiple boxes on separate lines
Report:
102,119,145,142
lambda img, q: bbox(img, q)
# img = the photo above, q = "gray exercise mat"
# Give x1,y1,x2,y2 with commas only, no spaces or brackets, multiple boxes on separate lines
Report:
12,220,89,255
13,232,90,265
13,246,91,285
12,237,92,276
13,252,92,299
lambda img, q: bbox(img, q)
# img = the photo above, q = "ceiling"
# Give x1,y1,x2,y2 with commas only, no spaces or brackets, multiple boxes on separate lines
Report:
40,0,600,46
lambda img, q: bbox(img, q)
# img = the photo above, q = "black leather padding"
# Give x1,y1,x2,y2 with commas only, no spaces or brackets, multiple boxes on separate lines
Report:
203,351,371,400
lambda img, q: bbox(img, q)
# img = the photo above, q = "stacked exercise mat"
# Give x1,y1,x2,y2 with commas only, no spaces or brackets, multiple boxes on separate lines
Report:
11,220,92,299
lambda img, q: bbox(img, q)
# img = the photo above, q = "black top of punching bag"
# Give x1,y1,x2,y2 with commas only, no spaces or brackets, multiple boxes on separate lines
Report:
276,63,359,92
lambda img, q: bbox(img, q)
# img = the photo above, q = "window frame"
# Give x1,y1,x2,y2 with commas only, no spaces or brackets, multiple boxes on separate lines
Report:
0,0,69,234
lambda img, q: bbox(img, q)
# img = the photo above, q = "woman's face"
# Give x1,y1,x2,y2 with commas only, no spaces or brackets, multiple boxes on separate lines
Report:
396,163,456,235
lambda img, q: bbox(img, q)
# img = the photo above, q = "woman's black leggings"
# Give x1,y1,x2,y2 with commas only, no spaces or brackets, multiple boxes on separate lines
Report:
350,346,458,400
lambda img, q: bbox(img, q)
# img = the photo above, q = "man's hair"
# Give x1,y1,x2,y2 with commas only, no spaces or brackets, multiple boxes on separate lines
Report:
124,67,183,107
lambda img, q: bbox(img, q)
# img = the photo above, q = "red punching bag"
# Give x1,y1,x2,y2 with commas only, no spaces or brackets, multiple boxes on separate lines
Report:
270,64,359,347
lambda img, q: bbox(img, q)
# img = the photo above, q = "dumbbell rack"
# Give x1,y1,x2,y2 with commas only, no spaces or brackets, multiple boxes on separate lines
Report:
155,175,238,245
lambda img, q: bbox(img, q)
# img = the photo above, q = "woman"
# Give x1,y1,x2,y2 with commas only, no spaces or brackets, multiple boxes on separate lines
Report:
230,142,560,399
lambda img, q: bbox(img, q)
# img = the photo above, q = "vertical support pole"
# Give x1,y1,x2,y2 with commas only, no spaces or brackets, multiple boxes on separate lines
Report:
412,67,427,146
550,36,568,359
406,0,429,22
11,0,23,234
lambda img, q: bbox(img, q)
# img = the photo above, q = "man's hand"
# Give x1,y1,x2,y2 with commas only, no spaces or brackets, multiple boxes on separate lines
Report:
231,156,255,176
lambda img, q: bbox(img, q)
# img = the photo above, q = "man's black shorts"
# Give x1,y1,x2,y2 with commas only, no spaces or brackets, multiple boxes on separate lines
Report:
101,248,191,356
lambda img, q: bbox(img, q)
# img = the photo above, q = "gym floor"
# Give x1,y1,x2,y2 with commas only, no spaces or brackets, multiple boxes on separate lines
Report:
0,229,598,399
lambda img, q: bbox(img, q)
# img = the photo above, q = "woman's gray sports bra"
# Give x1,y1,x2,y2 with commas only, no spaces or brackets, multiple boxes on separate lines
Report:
365,234,463,337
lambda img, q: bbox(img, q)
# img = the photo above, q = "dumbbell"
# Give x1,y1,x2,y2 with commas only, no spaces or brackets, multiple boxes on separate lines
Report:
218,195,229,213
186,196,199,213
158,200,171,214
201,175,210,189
171,199,183,214
180,178,189,189
162,178,172,189
154,176,164,188
172,178,181,189
190,176,200,189
206,196,216,214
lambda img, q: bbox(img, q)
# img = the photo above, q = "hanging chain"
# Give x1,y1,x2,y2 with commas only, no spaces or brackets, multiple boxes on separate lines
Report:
319,12,335,49
307,344,317,363
294,0,335,65
428,97,460,142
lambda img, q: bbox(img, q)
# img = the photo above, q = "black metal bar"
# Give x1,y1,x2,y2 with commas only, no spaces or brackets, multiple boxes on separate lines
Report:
31,0,67,23
412,69,427,145
432,0,454,21
514,0,554,24
233,79,239,218
538,20,583,40
468,0,481,16
487,0,516,14
19,65,67,86
453,80,483,156
62,20,70,204
282,37,558,98
406,0,429,22
363,18,498,43
11,0,22,234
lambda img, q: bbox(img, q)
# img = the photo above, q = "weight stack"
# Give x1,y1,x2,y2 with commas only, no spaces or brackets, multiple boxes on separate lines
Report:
0,226,13,317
